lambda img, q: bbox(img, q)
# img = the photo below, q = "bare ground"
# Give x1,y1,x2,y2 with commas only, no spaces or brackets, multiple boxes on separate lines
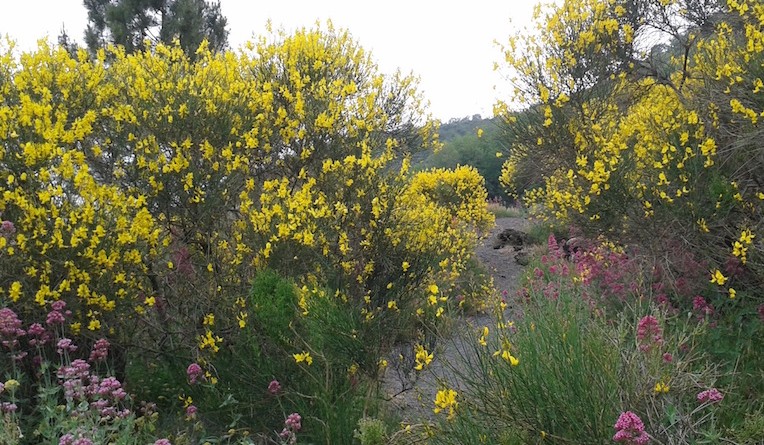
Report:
380,216,531,424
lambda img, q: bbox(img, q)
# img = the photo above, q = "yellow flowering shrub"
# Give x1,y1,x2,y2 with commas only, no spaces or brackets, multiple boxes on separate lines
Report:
0,23,492,392
497,0,762,301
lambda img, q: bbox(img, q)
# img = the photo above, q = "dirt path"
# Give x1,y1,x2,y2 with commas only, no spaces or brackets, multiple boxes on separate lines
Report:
381,216,531,423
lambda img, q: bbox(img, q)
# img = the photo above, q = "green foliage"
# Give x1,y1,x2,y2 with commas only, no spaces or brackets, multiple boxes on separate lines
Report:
250,269,299,346
431,240,729,444
82,0,229,56
354,417,387,445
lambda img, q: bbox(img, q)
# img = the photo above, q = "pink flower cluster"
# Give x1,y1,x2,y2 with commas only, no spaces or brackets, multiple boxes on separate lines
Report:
47,300,72,326
57,359,129,419
89,338,110,362
0,307,25,350
187,362,203,384
697,388,723,404
613,411,650,444
279,412,302,444
636,316,663,352
58,433,93,445
0,219,14,237
1,402,17,413
268,379,281,394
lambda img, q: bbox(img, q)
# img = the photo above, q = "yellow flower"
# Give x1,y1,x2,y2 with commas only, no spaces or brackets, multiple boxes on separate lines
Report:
729,288,736,299
478,326,489,347
414,344,433,370
4,379,20,392
293,351,313,365
402,261,410,271
710,269,728,286
433,388,458,419
144,296,156,307
654,381,670,394
501,350,520,366
429,284,439,294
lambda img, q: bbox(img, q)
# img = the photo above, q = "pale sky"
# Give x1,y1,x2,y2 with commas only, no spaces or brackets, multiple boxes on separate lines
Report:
0,1,537,121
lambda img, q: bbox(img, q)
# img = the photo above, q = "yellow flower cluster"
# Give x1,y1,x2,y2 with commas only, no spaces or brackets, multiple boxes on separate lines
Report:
434,388,458,420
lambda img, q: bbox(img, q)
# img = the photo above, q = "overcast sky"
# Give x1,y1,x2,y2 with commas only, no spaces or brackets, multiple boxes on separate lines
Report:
0,1,536,121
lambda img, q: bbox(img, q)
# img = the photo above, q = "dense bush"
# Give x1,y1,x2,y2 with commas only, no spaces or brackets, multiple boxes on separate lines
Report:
0,23,493,442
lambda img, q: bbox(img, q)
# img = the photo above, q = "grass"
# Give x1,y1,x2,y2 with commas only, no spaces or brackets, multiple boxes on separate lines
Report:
486,201,525,218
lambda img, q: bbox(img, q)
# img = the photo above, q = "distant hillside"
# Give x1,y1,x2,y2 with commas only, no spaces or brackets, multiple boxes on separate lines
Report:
415,115,510,201
438,114,497,142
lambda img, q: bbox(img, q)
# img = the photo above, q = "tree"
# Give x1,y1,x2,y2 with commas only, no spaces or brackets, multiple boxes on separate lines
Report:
82,0,228,56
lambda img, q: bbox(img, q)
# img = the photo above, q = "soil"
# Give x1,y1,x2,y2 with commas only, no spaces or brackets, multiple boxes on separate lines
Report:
380,216,531,424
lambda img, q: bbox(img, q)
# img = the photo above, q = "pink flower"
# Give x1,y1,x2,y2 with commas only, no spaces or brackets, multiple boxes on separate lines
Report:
185,404,198,418
89,338,110,362
186,363,203,384
154,439,172,445
636,316,662,351
57,338,78,354
697,388,724,404
613,411,650,444
662,353,673,363
268,379,281,394
0,220,15,235
0,308,24,340
285,412,302,431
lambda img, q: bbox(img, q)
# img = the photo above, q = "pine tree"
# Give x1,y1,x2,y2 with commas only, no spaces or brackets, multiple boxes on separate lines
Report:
82,0,228,56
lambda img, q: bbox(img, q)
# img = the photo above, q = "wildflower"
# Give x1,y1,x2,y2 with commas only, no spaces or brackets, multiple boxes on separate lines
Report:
501,350,520,366
613,411,650,444
0,308,25,346
59,434,75,445
3,379,19,391
187,363,203,384
0,382,3,394
636,316,662,351
46,309,66,325
414,344,433,370
154,440,172,445
0,402,17,413
293,351,313,365
57,338,78,354
697,388,724,404
692,296,714,318
478,326,489,347
662,353,673,363
710,269,727,285
728,288,736,299
654,381,670,393
89,338,110,362
285,412,302,431
185,405,197,419
434,388,458,419
268,379,281,394
0,220,15,235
